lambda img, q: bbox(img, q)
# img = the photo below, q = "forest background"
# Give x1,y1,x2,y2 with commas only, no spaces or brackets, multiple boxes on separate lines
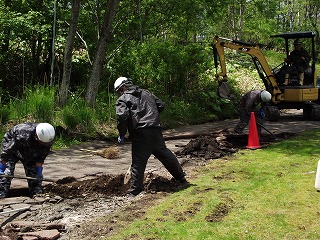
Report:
1,0,320,146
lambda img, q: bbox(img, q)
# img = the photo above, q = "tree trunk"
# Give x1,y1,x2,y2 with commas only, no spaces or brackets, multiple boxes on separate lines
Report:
58,0,81,107
85,0,120,107
1,0,12,53
238,3,245,40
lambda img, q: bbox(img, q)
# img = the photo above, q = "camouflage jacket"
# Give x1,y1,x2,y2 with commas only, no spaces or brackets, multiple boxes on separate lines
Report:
1,123,52,163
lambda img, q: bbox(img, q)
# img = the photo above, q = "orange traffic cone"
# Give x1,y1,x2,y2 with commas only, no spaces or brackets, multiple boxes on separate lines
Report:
246,112,261,149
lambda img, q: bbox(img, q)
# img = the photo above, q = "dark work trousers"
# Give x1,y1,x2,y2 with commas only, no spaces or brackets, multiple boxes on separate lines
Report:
234,109,264,136
0,160,43,198
130,128,185,195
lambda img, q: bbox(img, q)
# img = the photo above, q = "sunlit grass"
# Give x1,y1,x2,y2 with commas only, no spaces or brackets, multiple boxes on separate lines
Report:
107,128,320,240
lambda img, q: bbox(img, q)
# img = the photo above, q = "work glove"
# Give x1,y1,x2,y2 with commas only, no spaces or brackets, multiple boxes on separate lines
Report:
0,163,6,175
259,108,266,118
117,136,125,145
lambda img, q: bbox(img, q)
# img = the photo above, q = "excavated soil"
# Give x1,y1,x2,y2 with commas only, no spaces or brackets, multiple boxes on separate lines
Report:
0,129,297,239
9,129,295,199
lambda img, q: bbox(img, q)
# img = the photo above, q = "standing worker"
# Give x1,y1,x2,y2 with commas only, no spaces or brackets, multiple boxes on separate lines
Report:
284,39,311,85
114,77,186,197
0,123,55,198
234,90,272,135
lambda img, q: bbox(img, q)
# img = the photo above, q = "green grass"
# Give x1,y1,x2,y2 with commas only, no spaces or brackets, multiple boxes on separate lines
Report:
107,128,320,240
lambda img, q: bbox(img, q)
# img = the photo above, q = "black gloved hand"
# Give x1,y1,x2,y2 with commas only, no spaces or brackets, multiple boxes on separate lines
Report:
117,136,125,145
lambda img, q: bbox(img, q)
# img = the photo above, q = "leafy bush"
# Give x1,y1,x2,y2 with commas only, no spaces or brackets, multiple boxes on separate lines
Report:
30,88,56,123
95,89,117,122
160,98,214,129
0,104,10,124
107,38,211,99
8,86,56,123
60,98,96,134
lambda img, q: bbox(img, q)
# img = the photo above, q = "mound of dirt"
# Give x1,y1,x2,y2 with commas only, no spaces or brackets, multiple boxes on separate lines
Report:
43,173,188,199
44,175,129,198
175,129,295,160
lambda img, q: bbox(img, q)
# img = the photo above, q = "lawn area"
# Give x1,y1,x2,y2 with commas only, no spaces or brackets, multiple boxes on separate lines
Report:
107,128,320,240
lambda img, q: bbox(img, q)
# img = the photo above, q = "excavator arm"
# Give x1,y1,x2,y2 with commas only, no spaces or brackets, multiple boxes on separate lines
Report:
213,36,282,102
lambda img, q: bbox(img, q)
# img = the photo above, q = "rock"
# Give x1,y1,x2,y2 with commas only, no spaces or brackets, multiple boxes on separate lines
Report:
48,214,64,222
0,197,30,206
19,236,38,240
0,235,11,240
6,220,37,229
10,203,30,210
18,229,60,240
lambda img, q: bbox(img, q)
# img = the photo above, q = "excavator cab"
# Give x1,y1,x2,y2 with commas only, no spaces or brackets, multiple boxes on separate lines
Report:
213,32,320,121
271,32,316,87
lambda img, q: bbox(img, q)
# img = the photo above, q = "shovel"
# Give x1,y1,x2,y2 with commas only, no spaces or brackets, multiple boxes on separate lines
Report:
1,174,56,182
123,166,131,185
256,122,275,138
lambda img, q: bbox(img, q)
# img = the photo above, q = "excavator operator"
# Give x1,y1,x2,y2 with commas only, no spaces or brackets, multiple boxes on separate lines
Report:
284,39,311,86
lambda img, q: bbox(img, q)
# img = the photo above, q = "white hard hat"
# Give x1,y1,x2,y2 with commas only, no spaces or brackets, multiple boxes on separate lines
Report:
114,77,131,92
260,90,272,102
36,123,55,143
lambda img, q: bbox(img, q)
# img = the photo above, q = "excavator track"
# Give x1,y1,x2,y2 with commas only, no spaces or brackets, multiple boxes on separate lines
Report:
266,105,281,121
303,103,320,120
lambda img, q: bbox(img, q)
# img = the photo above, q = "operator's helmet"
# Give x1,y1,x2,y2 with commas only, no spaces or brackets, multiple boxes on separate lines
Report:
260,90,272,103
114,77,132,92
294,39,302,45
36,123,55,143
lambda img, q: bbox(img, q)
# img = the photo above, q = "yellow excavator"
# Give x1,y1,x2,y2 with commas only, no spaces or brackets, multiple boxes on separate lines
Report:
213,31,320,121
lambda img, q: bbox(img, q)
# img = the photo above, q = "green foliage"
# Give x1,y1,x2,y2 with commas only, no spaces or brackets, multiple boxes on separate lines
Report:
0,104,10,125
29,87,56,123
160,98,213,128
52,135,81,150
108,38,211,99
8,86,55,123
95,89,117,122
107,38,225,127
199,90,237,119
60,97,96,134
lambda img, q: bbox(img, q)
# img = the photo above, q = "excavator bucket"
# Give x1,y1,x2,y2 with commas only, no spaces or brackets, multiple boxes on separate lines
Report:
218,81,235,99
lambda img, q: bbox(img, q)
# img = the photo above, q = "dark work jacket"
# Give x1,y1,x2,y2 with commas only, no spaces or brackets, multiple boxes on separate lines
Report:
1,123,52,163
239,90,264,113
115,85,165,137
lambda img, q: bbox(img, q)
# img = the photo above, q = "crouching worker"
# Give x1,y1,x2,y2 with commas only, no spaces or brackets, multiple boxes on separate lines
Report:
0,123,55,198
234,90,272,136
114,77,187,197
